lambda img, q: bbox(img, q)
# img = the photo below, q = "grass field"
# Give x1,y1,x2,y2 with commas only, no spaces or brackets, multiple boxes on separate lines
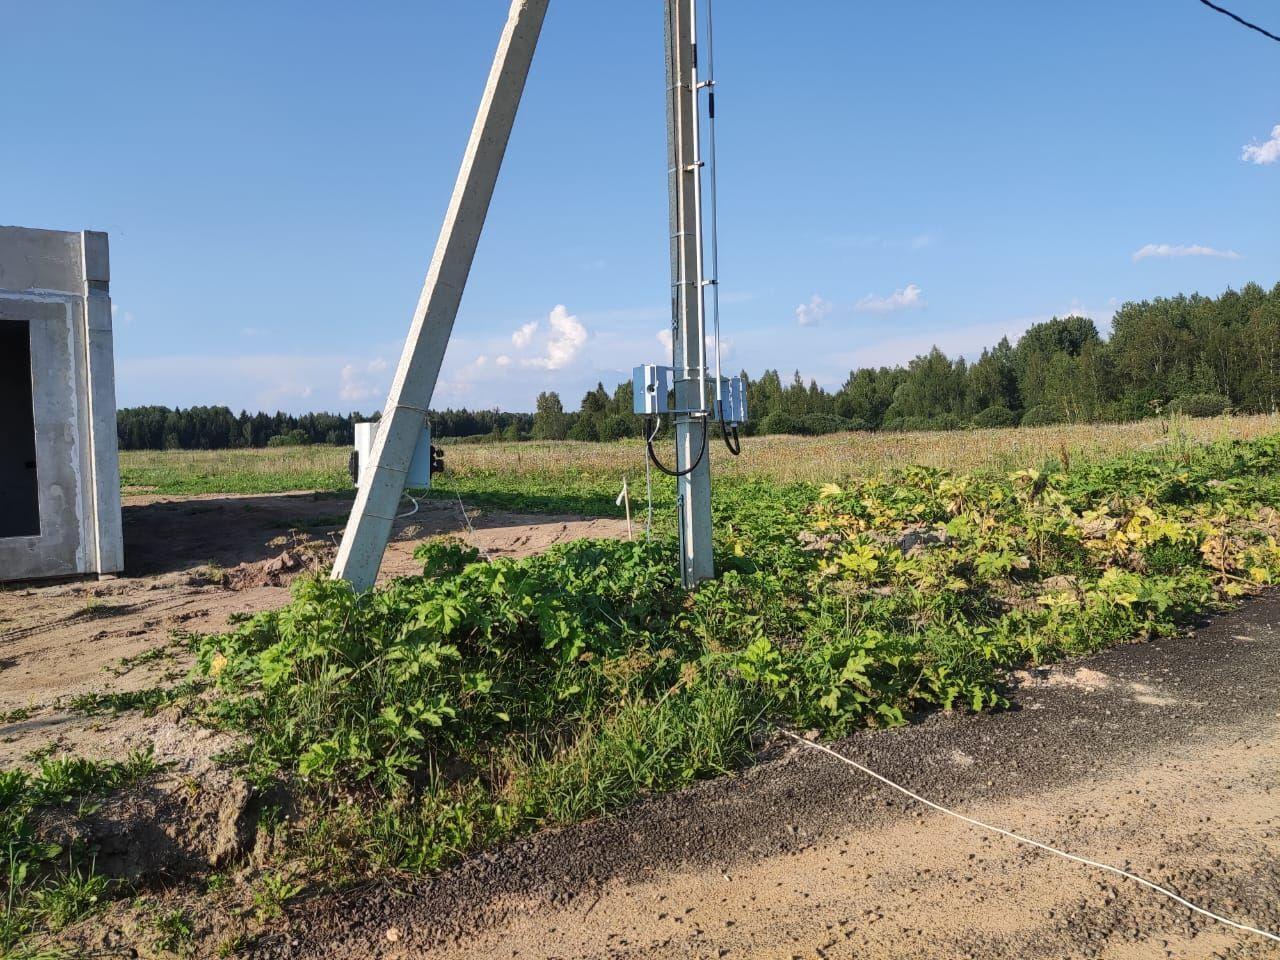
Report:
119,413,1280,512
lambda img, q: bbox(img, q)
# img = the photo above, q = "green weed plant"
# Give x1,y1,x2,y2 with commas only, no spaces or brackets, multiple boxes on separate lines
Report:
192,435,1280,884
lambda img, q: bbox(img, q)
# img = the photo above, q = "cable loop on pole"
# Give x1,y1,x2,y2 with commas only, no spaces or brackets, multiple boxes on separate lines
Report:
646,415,709,477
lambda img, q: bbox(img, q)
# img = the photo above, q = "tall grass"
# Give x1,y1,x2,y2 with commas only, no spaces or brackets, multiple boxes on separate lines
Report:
120,414,1280,500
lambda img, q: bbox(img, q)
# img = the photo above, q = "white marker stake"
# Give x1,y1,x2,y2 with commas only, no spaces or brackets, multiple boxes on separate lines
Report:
617,478,633,541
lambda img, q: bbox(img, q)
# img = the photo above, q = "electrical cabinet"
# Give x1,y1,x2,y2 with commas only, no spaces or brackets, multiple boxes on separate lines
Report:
632,364,671,415
352,421,436,489
716,376,747,425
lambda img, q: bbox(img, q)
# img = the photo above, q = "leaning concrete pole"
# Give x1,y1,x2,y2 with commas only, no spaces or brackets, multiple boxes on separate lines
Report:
332,0,549,591
665,0,715,586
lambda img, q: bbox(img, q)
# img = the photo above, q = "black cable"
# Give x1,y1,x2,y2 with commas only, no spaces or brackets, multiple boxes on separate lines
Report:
1197,0,1280,44
719,416,741,456
645,415,709,478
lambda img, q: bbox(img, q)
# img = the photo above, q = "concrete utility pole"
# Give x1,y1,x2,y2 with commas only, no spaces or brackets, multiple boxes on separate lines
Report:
332,0,549,591
665,0,715,586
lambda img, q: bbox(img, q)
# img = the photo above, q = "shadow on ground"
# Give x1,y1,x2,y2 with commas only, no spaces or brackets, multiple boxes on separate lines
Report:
121,492,355,576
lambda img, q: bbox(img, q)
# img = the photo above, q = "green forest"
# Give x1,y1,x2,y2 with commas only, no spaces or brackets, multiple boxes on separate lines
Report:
117,282,1280,450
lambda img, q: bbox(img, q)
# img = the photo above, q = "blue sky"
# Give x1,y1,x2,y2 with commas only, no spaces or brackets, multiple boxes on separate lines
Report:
4,1,1277,414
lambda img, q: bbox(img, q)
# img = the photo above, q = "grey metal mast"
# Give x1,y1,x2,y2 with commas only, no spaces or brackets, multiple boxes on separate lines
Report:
665,0,715,586
332,0,549,591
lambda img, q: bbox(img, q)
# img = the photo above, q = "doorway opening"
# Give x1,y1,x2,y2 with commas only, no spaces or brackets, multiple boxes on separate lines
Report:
0,317,40,538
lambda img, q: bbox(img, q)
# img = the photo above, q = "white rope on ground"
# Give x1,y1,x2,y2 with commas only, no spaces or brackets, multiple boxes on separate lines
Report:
780,730,1280,945
454,492,491,562
396,492,421,520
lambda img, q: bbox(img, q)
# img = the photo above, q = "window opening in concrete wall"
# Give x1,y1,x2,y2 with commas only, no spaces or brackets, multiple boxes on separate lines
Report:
0,317,40,538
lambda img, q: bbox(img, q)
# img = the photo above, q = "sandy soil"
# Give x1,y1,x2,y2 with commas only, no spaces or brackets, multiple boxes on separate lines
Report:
0,491,627,767
257,597,1280,960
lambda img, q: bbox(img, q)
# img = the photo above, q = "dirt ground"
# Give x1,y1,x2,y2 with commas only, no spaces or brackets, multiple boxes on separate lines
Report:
0,491,627,767
254,596,1280,960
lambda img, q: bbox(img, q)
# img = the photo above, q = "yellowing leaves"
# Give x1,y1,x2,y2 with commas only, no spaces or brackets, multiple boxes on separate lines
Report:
1037,591,1080,609
210,651,229,678
834,542,881,580
1097,568,1142,607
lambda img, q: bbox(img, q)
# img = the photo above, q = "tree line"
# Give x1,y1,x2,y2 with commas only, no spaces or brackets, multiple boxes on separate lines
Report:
118,282,1279,449
533,282,1280,439
115,406,533,451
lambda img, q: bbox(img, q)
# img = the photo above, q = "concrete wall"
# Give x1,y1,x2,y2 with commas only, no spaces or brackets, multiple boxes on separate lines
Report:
0,226,123,581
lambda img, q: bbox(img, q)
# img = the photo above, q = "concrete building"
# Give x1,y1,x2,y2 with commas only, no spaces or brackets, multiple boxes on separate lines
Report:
0,226,123,582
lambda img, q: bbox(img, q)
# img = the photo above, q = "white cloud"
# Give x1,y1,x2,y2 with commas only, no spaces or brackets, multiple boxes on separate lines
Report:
512,320,539,349
795,294,832,327
522,304,587,370
1242,124,1280,165
339,357,390,402
855,283,925,313
1132,243,1241,263
657,328,673,353
495,354,512,367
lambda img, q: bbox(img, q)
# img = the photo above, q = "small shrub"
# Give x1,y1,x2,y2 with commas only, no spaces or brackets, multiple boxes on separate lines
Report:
971,405,1018,428
1020,404,1064,427
598,415,633,442
1170,393,1229,418
758,411,808,435
567,417,599,442
266,430,311,448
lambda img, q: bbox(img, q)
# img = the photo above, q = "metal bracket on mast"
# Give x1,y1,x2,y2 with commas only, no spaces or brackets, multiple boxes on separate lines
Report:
331,0,549,591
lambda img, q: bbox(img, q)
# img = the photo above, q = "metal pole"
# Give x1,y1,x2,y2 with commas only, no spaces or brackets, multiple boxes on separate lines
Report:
703,0,725,408
687,0,710,415
665,0,714,586
332,0,550,591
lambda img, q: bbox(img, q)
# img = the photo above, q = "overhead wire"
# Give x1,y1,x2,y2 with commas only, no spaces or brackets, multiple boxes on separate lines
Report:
1196,0,1280,43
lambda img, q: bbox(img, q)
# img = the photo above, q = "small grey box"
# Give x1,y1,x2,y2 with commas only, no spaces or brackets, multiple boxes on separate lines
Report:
717,376,747,424
633,364,672,415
